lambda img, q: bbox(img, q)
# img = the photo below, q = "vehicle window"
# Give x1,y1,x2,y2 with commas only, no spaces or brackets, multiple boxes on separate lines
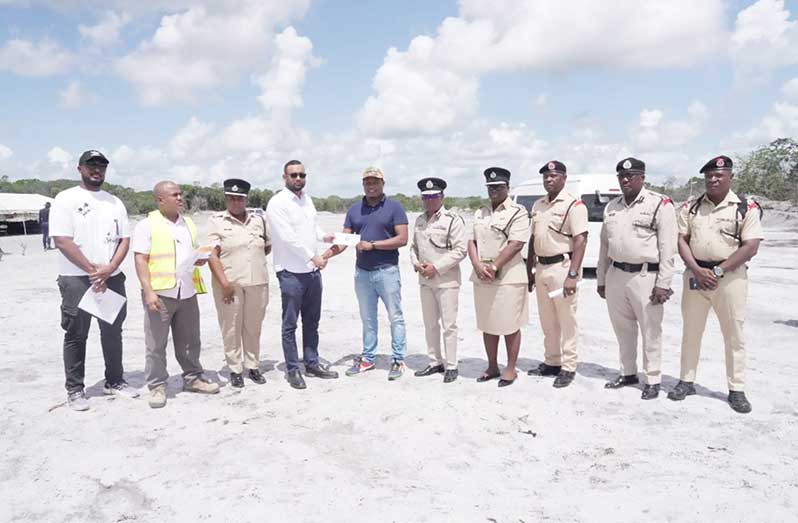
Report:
580,193,615,222
515,195,542,213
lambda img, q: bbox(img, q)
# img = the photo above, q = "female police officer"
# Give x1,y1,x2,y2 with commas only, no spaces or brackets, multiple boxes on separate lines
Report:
467,167,531,386
207,179,271,387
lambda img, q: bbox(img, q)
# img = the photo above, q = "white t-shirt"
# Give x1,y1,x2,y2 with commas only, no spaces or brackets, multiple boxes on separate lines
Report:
49,185,130,277
132,214,197,300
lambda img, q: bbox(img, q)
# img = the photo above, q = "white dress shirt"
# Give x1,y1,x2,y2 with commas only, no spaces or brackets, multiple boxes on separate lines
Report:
266,188,325,274
132,214,197,300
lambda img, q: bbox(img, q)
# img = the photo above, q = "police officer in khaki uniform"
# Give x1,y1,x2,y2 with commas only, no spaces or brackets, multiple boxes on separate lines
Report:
669,155,763,414
207,179,271,388
468,167,531,387
410,177,467,383
597,157,677,400
526,161,588,388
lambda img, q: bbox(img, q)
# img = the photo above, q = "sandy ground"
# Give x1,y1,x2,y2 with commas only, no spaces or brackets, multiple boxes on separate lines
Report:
1,210,797,523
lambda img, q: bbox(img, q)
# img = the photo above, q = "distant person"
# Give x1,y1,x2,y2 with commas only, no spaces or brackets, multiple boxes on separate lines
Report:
49,150,138,412
596,157,677,400
526,161,588,389
327,167,409,380
468,167,530,387
669,155,764,414
133,180,219,409
39,202,51,250
207,179,271,389
409,177,466,383
266,160,339,389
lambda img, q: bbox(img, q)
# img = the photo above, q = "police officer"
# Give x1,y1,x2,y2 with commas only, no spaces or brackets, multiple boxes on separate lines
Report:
468,167,531,387
526,161,588,388
410,177,467,383
669,155,763,414
207,179,271,388
597,157,677,400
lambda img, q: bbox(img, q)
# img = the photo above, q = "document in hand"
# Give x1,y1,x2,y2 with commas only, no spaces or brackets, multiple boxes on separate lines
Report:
78,286,127,324
332,232,361,246
547,279,587,299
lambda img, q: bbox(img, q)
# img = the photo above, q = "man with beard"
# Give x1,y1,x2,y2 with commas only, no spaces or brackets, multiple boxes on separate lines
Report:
597,157,677,400
669,155,763,414
526,161,588,388
50,150,138,411
266,160,339,389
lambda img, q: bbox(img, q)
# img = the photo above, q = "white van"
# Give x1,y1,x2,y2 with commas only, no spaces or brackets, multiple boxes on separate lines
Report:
512,174,621,269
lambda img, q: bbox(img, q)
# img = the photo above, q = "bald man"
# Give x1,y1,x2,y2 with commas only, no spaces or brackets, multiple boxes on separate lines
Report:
133,181,219,409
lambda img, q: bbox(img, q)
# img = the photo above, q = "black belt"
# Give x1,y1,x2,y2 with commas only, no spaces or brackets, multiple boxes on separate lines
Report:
695,259,725,269
612,261,659,273
537,253,571,265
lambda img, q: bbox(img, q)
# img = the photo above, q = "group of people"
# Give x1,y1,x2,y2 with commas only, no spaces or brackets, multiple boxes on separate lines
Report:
48,149,763,415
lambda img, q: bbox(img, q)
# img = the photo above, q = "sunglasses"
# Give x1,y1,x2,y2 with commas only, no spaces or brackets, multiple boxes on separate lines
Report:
289,172,307,179
616,173,643,180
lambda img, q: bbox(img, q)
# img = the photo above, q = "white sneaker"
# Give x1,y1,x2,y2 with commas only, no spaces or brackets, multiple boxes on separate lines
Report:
103,381,140,399
67,390,90,411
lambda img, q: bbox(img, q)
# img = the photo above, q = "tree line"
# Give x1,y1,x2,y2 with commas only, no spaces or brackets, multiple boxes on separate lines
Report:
2,138,796,215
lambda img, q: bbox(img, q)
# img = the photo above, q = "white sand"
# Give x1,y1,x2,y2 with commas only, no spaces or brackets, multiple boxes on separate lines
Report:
1,211,797,522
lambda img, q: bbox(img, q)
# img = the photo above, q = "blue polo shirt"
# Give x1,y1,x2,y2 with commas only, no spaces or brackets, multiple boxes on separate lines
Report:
344,195,408,270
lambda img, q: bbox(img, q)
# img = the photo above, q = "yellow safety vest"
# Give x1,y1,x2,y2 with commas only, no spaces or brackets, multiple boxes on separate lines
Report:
147,210,207,294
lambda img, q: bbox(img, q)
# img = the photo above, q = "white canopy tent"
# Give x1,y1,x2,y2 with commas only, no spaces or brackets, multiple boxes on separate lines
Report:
0,193,55,236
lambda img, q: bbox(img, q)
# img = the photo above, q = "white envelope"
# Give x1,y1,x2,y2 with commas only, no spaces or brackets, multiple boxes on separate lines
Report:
78,286,127,324
332,232,361,246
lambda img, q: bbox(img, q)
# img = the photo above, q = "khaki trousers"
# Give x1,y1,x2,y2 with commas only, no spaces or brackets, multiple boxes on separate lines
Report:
419,285,459,369
605,266,664,384
680,268,747,391
534,261,579,372
212,283,269,374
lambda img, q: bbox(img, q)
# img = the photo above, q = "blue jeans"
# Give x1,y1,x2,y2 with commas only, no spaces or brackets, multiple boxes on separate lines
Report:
277,270,322,372
354,265,406,363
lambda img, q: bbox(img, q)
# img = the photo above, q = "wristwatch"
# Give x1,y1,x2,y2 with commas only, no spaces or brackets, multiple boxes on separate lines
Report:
370,241,376,250
567,270,578,279
712,265,724,278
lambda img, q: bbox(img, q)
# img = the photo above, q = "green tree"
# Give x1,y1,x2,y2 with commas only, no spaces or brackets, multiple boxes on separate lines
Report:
735,138,798,202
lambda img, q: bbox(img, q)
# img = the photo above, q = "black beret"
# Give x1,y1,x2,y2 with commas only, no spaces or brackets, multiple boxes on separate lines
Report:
539,160,566,175
616,157,645,174
223,178,251,196
700,155,733,173
483,167,511,185
417,177,447,194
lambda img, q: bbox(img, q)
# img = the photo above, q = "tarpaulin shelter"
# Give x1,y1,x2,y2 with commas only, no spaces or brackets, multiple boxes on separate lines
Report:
0,193,55,235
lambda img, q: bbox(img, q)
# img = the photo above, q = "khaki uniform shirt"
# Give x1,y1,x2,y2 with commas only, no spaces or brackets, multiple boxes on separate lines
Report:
470,197,531,285
677,190,764,262
531,189,589,257
597,188,678,288
409,206,467,289
206,211,271,286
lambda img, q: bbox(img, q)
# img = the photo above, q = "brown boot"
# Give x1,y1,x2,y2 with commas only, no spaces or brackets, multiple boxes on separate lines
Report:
183,378,220,394
149,385,167,409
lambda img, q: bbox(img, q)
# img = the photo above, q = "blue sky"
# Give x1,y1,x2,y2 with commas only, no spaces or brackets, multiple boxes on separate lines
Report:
1,0,797,197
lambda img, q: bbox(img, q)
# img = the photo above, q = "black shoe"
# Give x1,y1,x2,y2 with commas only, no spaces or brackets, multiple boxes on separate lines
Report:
641,384,660,400
728,391,752,414
248,369,266,385
230,372,244,388
305,364,339,379
498,374,517,387
553,370,575,388
443,369,458,383
528,363,562,377
667,380,696,401
286,370,306,389
476,371,500,383
604,374,639,389
414,364,445,377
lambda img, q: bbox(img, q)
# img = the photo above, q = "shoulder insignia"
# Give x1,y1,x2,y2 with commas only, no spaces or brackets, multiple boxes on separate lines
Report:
662,197,672,205
573,199,584,206
747,201,758,210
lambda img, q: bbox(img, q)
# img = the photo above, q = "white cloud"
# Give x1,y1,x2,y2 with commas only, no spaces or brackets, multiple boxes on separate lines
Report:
534,93,549,112
58,80,91,109
169,117,215,159
0,144,13,160
633,101,709,151
0,38,73,76
79,11,130,47
115,1,310,105
733,77,798,147
731,0,798,82
256,26,321,114
359,0,726,136
47,147,72,165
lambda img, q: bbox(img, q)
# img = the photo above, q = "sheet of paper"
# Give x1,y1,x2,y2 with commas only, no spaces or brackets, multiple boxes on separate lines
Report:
77,286,127,324
547,279,587,299
332,232,361,246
